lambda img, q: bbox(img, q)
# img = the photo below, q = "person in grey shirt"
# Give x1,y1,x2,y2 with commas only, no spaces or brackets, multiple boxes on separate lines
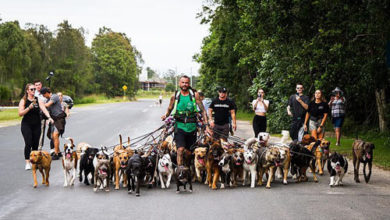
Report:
41,87,67,160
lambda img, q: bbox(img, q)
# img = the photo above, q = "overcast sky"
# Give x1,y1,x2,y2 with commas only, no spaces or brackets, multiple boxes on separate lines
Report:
0,0,209,78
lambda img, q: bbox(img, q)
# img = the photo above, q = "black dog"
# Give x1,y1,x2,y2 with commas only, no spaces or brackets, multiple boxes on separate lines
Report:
290,142,318,183
327,152,348,187
143,149,157,188
126,153,144,196
218,151,232,189
79,147,99,185
176,165,192,193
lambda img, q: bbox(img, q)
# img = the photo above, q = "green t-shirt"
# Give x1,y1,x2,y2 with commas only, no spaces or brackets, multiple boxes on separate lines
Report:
175,94,197,133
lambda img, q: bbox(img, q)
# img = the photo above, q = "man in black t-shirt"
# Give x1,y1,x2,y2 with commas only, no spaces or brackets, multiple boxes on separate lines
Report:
287,83,309,141
208,87,236,141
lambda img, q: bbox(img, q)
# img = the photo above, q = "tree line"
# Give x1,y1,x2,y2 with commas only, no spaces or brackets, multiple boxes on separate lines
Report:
0,19,142,103
195,0,390,133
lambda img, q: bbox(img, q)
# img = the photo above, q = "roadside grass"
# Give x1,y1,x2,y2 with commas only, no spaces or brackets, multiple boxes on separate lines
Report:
0,108,21,122
135,90,171,99
236,110,253,122
326,135,390,169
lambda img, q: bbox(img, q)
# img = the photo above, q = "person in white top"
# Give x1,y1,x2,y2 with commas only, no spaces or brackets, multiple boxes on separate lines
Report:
252,88,269,138
158,93,163,107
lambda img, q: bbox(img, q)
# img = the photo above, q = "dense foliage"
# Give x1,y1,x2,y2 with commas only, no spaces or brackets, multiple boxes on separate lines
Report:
196,0,390,133
0,20,141,103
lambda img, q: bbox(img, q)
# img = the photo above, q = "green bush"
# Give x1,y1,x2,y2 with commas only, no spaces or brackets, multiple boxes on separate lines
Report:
0,86,12,103
74,96,97,104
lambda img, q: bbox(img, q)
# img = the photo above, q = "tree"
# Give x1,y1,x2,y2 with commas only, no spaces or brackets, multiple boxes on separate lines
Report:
146,66,158,79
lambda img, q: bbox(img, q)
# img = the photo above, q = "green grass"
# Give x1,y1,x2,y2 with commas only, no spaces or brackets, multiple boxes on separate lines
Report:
325,135,390,169
0,108,21,122
135,90,171,99
236,110,253,122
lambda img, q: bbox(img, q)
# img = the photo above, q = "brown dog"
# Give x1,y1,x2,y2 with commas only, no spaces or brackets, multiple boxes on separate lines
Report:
352,140,375,183
30,151,52,188
206,140,224,189
305,139,330,175
113,149,132,190
301,134,317,145
273,146,291,185
257,147,281,189
231,148,244,186
194,147,207,183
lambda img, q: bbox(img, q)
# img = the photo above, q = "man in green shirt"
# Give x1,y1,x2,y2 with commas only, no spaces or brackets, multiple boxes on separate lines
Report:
162,75,209,166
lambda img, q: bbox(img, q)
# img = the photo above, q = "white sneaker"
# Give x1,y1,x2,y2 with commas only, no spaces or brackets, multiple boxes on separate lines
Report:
25,163,32,170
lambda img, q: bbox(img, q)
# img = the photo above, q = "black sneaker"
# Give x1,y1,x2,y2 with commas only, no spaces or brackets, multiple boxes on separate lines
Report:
51,154,60,160
57,152,63,157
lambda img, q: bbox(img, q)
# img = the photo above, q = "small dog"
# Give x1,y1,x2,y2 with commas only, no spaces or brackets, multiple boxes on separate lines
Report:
257,147,281,188
305,139,331,175
231,148,244,186
327,152,348,187
280,130,290,144
76,142,91,177
30,150,52,188
194,147,207,183
243,148,258,188
258,132,270,147
126,153,144,196
93,159,111,192
158,153,174,189
62,138,78,187
176,166,192,193
79,147,98,185
290,142,318,183
352,140,375,183
218,149,233,189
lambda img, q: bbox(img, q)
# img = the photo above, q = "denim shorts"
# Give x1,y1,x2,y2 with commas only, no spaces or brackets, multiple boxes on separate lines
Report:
332,117,344,128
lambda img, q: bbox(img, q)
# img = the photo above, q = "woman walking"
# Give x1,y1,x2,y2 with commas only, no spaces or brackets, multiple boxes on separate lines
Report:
328,87,346,146
18,83,53,170
252,89,269,138
304,89,329,140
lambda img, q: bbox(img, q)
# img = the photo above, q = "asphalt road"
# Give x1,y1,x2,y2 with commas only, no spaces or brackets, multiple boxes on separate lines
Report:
1,100,389,220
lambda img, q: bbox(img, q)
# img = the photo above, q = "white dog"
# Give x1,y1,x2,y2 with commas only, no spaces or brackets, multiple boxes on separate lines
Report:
243,148,258,188
62,138,78,187
258,132,270,147
158,153,174,189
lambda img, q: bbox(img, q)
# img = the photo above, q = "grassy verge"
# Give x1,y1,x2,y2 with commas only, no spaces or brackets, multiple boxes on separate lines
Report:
135,90,171,99
236,110,253,122
325,135,390,169
0,108,21,122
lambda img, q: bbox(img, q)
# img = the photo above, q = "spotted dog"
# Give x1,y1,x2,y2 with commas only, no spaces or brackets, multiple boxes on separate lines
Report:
93,159,111,192
257,146,281,188
218,148,234,189
327,152,348,187
158,153,174,189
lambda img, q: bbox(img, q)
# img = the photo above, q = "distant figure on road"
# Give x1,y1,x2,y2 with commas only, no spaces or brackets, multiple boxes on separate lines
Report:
159,93,163,107
329,87,346,146
18,83,53,170
304,89,329,140
208,87,236,141
252,88,269,138
287,83,309,141
162,75,209,167
41,87,67,160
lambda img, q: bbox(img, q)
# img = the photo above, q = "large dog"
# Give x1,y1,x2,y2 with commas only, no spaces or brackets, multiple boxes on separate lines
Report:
352,140,375,183
327,152,348,187
30,150,52,188
62,138,78,187
79,147,98,185
257,146,281,188
158,153,174,189
194,147,207,183
126,153,144,196
218,149,234,189
113,149,132,189
273,145,291,185
243,148,258,188
93,159,111,192
290,142,318,183
206,140,224,189
305,139,330,175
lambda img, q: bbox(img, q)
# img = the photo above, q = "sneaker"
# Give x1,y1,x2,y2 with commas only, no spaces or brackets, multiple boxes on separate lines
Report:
50,149,55,156
25,163,32,170
57,152,63,157
52,154,60,160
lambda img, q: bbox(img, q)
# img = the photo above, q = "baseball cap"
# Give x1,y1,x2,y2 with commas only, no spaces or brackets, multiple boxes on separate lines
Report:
40,87,51,95
218,87,227,93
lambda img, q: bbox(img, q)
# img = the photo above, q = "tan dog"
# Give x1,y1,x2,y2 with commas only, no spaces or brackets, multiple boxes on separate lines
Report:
114,135,134,155
257,147,281,189
30,151,52,188
305,139,330,175
194,147,207,183
273,145,291,185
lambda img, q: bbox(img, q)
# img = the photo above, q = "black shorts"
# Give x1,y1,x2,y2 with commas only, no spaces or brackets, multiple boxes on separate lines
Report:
174,128,197,151
213,123,230,140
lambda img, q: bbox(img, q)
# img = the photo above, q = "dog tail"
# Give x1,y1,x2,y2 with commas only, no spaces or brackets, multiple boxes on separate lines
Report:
119,134,123,148
127,137,131,148
65,137,74,146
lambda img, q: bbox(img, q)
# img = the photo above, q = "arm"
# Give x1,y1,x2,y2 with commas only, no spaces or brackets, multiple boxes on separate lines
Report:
230,109,236,131
252,100,258,111
45,100,54,108
287,105,292,116
208,107,214,128
18,99,32,117
297,98,308,110
38,99,54,123
320,113,328,127
161,95,175,120
65,105,70,117
304,112,309,131
263,100,269,112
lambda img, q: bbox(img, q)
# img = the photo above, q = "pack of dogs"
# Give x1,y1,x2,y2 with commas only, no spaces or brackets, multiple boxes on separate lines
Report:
28,130,376,194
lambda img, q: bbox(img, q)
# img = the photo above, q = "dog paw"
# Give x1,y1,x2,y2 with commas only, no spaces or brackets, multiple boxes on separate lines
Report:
250,185,255,189
161,185,166,189
45,182,49,186
314,179,319,183
212,185,217,190
33,184,37,188
339,182,343,186
176,190,180,194
93,187,97,192
136,193,140,197
128,190,132,194
166,184,170,188
266,186,271,189
189,189,193,193
114,186,119,190
283,180,288,185
105,189,110,192
220,184,225,189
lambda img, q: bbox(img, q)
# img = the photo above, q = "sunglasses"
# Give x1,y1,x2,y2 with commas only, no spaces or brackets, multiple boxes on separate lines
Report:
29,88,36,91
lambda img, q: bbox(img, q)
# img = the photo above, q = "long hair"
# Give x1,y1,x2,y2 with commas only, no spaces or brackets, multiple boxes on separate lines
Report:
23,83,34,103
311,89,326,102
